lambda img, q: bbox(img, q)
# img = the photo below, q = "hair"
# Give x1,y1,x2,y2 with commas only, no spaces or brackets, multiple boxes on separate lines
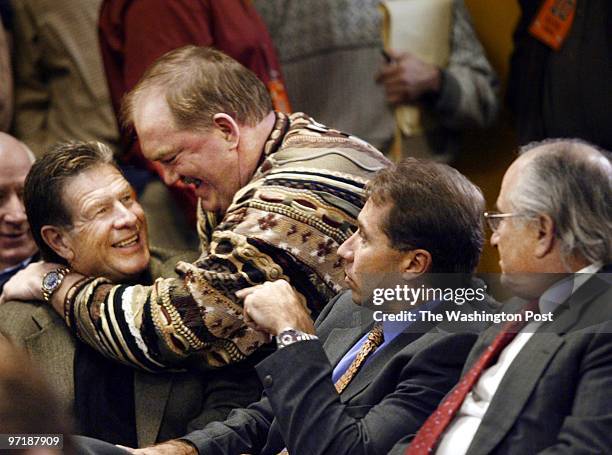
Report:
366,158,485,273
122,46,273,132
0,339,73,453
509,139,612,264
24,141,117,264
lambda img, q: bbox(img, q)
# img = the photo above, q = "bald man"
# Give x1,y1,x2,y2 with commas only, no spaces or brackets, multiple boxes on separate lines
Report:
0,133,37,293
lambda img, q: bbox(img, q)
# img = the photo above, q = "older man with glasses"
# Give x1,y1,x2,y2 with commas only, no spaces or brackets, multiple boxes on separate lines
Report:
393,139,612,455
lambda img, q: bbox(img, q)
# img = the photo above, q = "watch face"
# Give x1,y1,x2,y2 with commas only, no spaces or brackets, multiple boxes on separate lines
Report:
43,271,61,291
279,330,298,345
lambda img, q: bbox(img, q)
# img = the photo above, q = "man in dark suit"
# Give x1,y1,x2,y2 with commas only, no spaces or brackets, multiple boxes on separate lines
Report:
128,158,491,455
395,139,612,454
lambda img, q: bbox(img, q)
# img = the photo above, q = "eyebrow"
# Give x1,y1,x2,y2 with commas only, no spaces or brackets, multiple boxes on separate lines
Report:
152,147,178,162
357,219,369,238
82,184,133,212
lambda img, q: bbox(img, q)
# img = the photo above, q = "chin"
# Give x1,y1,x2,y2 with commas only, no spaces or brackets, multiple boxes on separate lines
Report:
112,256,150,281
500,272,547,299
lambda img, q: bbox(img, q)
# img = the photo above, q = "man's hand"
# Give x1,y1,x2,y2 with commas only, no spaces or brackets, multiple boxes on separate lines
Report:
237,280,315,336
119,440,197,455
376,50,441,104
0,261,58,305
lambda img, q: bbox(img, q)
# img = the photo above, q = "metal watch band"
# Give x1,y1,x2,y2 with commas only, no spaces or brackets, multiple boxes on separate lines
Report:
41,266,71,302
276,328,318,349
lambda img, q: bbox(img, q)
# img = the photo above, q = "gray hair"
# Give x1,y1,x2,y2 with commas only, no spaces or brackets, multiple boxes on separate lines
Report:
509,139,612,265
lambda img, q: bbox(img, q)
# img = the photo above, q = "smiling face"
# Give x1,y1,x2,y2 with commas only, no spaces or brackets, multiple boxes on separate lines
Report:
337,199,408,305
133,91,243,214
54,165,150,281
0,137,37,270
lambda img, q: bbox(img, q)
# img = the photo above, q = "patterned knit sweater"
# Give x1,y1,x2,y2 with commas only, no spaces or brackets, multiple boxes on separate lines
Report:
64,112,390,371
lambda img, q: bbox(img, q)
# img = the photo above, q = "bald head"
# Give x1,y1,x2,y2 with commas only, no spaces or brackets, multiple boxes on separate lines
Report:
0,133,37,270
0,132,34,164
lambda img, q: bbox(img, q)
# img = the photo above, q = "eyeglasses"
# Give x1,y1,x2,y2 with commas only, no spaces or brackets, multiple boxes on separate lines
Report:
483,211,527,232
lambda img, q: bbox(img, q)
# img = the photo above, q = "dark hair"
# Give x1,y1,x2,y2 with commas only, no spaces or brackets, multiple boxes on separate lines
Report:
122,46,273,131
24,141,116,263
367,158,485,273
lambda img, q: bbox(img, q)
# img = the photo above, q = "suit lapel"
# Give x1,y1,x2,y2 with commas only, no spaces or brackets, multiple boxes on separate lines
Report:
323,325,368,368
340,329,427,401
133,372,174,447
25,307,75,409
466,332,565,455
467,273,609,454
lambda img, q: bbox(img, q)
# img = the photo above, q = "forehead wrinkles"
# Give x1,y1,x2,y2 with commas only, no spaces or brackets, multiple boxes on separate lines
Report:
67,171,131,218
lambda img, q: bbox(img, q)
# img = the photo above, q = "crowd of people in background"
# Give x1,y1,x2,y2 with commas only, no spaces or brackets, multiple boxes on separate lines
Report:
0,1,610,454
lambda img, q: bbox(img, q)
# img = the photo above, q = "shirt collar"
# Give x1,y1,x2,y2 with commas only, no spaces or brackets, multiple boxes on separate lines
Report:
538,262,602,314
0,255,35,277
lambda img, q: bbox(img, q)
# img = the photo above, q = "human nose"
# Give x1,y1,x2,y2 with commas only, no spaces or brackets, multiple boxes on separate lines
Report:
2,193,27,224
337,232,356,262
160,164,179,186
490,229,500,247
113,202,138,228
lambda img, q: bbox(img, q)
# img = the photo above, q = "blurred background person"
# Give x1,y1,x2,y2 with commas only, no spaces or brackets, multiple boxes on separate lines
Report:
0,337,73,454
507,0,612,151
0,0,12,131
0,132,37,293
10,0,119,157
254,0,498,162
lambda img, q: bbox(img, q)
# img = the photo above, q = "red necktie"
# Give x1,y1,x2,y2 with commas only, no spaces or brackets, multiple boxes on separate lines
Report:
405,299,540,455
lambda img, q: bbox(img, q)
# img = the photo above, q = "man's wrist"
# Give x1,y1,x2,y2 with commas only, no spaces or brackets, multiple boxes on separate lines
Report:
49,272,85,315
426,67,442,95
168,440,198,455
276,327,318,349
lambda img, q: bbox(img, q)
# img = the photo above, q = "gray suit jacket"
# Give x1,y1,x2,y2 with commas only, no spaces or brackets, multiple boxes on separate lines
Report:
183,291,483,455
0,249,263,446
390,271,612,454
0,300,223,446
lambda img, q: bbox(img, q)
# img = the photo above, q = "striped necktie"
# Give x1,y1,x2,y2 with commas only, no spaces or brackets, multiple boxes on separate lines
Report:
277,323,385,455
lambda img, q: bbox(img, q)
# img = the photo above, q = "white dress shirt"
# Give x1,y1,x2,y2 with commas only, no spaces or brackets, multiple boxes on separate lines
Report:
436,264,601,455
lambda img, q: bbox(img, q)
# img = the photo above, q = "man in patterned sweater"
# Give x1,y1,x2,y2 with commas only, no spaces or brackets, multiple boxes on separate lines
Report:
2,46,389,372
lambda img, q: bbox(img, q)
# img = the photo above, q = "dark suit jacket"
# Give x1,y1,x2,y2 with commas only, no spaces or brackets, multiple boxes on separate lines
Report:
390,271,612,455
183,291,483,455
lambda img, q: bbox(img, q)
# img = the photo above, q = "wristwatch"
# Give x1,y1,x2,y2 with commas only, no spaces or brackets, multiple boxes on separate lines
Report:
41,266,71,302
276,328,318,349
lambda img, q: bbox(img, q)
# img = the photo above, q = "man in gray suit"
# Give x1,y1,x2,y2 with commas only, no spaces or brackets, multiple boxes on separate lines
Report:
0,141,262,447
394,139,612,454
127,158,491,455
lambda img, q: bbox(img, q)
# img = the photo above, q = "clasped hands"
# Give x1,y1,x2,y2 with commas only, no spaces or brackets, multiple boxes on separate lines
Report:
237,279,315,336
117,280,313,455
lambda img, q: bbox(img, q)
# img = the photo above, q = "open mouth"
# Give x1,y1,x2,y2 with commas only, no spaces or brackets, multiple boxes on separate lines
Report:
113,234,139,248
181,176,203,188
0,232,28,242
1,232,26,238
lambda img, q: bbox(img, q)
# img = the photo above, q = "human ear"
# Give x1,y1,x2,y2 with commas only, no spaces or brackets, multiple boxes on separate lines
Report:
400,248,432,280
212,113,240,149
534,214,555,258
40,225,75,262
